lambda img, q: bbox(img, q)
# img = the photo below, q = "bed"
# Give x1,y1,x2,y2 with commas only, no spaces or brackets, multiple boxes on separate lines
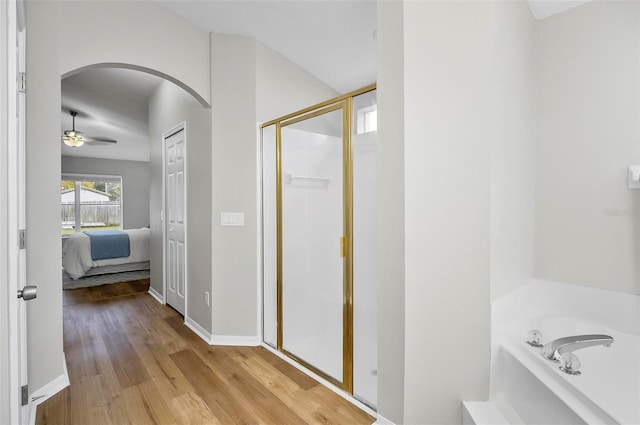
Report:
62,228,150,281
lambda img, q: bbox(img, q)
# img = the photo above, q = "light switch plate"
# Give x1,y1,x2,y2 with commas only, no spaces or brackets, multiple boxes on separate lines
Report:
629,166,640,189
220,212,245,226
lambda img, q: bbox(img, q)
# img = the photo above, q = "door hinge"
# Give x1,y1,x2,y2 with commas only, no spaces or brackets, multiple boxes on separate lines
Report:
340,236,346,258
21,385,28,406
19,229,26,249
17,72,26,93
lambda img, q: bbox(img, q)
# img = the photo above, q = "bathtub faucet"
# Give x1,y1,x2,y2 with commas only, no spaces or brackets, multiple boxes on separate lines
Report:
541,334,614,362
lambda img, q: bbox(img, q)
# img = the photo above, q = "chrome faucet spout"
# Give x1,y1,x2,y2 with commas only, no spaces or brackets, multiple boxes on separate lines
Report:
541,334,614,362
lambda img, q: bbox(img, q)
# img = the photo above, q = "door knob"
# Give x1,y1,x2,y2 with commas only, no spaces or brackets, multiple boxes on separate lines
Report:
17,285,37,301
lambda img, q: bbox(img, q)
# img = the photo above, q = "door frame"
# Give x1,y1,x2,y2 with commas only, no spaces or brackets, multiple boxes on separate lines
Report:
277,100,353,392
161,122,188,317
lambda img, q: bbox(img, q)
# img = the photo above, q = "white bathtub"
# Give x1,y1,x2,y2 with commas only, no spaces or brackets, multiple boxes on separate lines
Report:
497,318,639,425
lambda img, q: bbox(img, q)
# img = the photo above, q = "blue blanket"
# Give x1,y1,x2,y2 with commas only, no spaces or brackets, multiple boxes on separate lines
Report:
84,230,130,260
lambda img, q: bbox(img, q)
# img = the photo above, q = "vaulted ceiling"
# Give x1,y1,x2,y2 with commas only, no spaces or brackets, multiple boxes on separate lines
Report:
61,0,591,161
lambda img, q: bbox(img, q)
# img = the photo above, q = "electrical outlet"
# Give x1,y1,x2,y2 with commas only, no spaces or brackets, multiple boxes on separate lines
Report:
205,291,210,306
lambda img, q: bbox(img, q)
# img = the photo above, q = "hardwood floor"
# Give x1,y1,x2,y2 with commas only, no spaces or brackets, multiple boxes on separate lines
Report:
37,280,374,425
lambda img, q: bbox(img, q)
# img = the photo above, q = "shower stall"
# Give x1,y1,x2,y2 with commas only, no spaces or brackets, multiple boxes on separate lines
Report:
261,85,378,408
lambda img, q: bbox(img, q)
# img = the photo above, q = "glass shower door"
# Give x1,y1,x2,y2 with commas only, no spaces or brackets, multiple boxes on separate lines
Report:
280,106,345,384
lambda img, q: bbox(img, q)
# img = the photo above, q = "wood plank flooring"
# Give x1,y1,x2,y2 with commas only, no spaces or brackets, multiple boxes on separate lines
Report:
37,279,374,425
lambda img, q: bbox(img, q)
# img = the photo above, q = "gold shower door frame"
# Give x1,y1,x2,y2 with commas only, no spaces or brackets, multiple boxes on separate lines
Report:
261,84,376,395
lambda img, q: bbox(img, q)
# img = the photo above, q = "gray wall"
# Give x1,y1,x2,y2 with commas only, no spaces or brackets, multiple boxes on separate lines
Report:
210,34,258,337
208,34,338,339
535,0,640,295
256,41,338,122
376,0,406,422
24,0,210,393
61,156,150,230
148,80,212,332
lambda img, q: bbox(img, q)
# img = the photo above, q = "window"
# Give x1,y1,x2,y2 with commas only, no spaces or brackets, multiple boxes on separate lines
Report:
61,174,122,235
356,105,377,134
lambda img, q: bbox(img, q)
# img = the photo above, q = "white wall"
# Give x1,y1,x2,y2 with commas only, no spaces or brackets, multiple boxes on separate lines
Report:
535,0,640,295
490,1,536,301
376,0,406,422
256,42,338,122
24,0,210,394
148,80,212,332
402,1,492,422
56,1,210,106
61,156,150,229
379,0,534,422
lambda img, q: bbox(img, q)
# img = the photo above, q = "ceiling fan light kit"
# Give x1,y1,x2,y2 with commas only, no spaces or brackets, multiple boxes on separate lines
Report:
62,110,88,147
62,110,118,147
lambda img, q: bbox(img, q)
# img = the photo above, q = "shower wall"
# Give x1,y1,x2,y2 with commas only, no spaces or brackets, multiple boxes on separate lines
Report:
353,128,378,406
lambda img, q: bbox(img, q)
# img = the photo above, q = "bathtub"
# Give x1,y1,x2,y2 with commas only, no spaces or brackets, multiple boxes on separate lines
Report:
496,317,639,424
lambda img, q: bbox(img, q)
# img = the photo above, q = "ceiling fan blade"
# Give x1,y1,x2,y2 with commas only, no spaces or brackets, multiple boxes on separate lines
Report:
85,137,118,144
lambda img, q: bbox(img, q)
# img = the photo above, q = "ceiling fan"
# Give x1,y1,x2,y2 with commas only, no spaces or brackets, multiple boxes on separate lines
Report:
62,110,118,147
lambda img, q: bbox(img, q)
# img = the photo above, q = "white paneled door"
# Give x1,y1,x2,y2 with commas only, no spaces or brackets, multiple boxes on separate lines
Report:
164,127,186,315
5,0,29,422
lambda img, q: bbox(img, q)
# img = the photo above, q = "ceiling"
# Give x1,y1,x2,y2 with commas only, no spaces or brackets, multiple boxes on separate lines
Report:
62,68,163,162
61,0,590,162
527,0,591,19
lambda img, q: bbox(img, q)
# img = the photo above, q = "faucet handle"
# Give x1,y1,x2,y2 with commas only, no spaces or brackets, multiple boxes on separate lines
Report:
526,329,543,347
559,352,582,375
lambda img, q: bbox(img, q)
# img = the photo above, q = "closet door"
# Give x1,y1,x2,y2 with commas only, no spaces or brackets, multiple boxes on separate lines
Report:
165,128,186,315
280,105,346,384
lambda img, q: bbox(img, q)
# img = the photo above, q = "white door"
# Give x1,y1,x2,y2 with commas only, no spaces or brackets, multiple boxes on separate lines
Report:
164,127,186,315
5,0,30,423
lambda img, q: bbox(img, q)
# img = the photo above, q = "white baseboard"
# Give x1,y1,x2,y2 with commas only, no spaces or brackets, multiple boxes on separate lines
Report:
148,286,165,304
184,316,213,342
184,316,259,346
374,414,396,425
28,354,70,425
210,334,260,346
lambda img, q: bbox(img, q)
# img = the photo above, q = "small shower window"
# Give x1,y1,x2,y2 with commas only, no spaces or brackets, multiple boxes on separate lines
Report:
356,105,377,134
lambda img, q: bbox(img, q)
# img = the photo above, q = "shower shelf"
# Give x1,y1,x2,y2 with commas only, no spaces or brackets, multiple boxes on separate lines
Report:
284,172,330,186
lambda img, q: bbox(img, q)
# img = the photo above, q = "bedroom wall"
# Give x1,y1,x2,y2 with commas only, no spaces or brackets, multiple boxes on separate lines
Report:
24,0,210,395
61,156,150,230
149,80,212,333
535,0,640,295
